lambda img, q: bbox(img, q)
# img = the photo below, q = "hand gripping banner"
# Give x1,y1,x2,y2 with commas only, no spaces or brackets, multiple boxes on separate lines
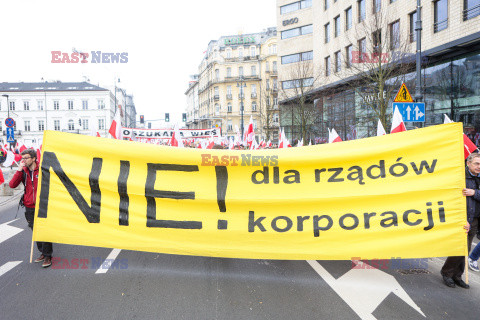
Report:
33,123,467,260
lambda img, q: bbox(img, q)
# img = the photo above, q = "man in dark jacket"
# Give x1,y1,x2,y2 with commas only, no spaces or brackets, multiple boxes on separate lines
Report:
440,153,480,288
9,149,52,268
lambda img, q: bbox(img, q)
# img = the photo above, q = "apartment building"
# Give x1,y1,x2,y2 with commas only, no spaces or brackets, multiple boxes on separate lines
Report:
277,0,480,140
186,28,280,141
0,81,135,145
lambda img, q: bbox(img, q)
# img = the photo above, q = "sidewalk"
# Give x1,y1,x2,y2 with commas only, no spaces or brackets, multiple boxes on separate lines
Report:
0,167,23,208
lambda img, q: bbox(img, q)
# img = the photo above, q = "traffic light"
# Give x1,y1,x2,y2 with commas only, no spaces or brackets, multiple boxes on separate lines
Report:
148,122,151,129
182,113,187,122
140,115,144,124
165,113,170,122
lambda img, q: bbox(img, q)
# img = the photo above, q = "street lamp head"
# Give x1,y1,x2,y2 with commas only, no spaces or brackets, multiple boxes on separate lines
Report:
2,94,8,98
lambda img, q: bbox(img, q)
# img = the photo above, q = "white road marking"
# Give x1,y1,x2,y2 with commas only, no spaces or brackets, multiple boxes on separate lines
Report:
95,249,122,274
0,219,23,245
307,260,425,320
0,261,22,277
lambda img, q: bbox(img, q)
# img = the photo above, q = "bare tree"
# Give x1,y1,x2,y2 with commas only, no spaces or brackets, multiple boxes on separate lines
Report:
341,8,414,131
279,60,326,143
258,77,278,141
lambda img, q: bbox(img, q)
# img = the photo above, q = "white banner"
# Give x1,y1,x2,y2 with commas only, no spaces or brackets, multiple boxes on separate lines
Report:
122,127,221,139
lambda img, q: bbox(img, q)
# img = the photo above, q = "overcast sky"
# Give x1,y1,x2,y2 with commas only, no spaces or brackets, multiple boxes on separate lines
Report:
0,0,276,123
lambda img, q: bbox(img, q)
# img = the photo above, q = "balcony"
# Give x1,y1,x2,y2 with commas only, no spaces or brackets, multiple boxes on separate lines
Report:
226,94,232,100
433,19,448,33
214,95,220,101
251,93,257,99
238,93,245,99
463,4,480,21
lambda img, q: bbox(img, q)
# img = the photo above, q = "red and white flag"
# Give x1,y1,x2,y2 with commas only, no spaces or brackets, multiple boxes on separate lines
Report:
390,107,407,133
244,116,255,147
279,128,291,148
328,128,342,143
444,114,478,159
297,138,304,147
109,108,123,139
0,167,4,185
2,151,15,167
170,124,184,148
377,119,386,136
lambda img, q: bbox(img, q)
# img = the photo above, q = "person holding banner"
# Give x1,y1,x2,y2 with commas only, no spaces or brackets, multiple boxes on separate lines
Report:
9,149,53,268
441,153,480,288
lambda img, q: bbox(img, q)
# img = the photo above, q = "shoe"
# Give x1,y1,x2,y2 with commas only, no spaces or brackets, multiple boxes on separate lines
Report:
442,275,456,288
42,256,52,268
453,278,470,289
468,258,479,272
34,255,45,263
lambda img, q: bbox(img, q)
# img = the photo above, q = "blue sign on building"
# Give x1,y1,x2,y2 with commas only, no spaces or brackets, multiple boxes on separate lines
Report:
393,102,425,122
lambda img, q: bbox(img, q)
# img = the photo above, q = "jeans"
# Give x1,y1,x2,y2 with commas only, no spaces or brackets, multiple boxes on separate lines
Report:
25,207,53,257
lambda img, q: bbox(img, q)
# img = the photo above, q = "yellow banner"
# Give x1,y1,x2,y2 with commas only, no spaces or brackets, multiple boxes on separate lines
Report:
33,123,466,260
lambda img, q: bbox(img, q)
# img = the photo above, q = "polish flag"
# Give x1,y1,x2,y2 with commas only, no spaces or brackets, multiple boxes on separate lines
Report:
206,139,215,149
2,151,15,167
279,128,291,148
377,119,386,136
0,167,4,185
229,137,234,150
96,132,101,137
390,107,407,133
328,128,342,143
19,144,27,153
244,116,255,147
444,114,478,159
266,140,272,148
170,124,184,147
308,140,312,146
108,108,123,139
297,138,304,147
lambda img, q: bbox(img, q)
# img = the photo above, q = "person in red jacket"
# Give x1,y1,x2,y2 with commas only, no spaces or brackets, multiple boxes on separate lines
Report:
9,148,52,268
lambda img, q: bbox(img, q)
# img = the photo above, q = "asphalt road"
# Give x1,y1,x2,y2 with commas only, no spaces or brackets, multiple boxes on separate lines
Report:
1,196,479,320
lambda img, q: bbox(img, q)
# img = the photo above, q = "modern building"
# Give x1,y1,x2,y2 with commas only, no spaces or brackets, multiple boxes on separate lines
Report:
0,81,136,146
186,27,280,142
276,0,480,141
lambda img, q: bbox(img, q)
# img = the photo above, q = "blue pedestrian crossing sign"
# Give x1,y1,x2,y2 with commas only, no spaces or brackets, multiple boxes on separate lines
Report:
6,127,15,143
393,102,425,122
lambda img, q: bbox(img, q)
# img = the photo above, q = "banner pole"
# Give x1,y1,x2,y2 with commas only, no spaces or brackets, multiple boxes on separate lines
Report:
29,237,34,263
465,255,469,285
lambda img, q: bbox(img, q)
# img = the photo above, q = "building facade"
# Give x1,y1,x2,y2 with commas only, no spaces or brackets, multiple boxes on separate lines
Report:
186,28,280,141
276,0,480,141
0,81,136,146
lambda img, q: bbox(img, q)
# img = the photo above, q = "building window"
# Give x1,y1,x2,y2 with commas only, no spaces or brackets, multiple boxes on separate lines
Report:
281,51,313,64
346,45,353,68
227,85,232,95
68,119,75,130
372,29,382,52
464,0,480,20
251,84,257,96
325,56,331,76
53,101,59,110
281,78,314,90
68,100,74,110
434,0,448,32
98,99,105,109
273,78,278,90
281,24,313,39
251,65,256,76
24,120,30,132
389,20,400,50
226,48,232,58
9,101,15,111
24,101,29,111
358,38,366,62
215,69,220,80
215,104,220,115
269,44,277,54
373,0,381,13
38,120,45,131
358,0,366,22
409,11,418,42
252,102,257,112
227,103,232,113
335,51,341,72
334,15,341,37
227,67,232,77
325,23,330,43
54,120,60,131
280,0,312,14
82,100,88,110
82,119,89,130
37,100,44,111
345,7,353,30
273,61,278,71
98,119,105,130
239,66,244,77
273,113,279,123
325,0,329,10
238,47,244,58
227,120,233,131
250,46,256,57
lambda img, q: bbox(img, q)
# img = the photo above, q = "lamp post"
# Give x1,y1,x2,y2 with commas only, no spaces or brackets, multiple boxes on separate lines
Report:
2,94,9,119
237,76,246,138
